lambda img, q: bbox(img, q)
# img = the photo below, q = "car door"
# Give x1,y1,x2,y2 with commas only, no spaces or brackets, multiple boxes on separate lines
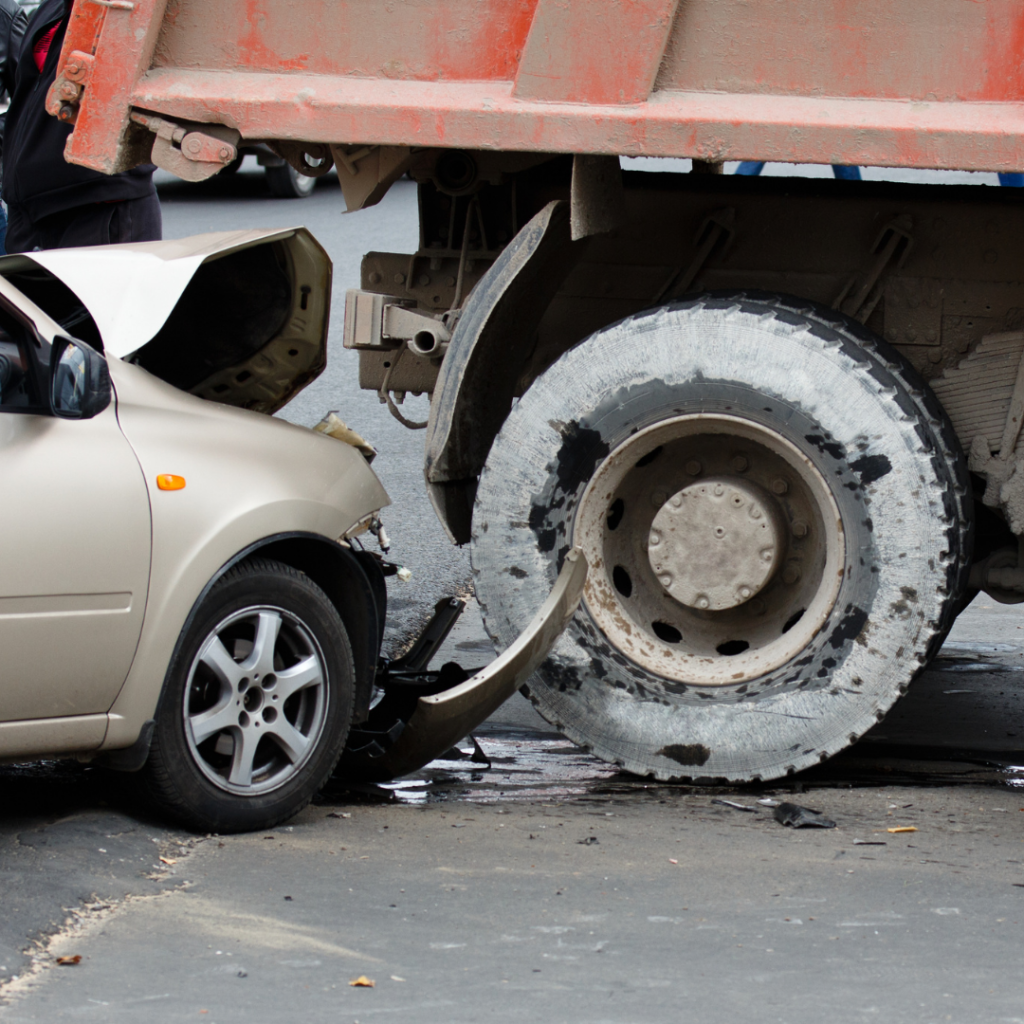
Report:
0,299,151,722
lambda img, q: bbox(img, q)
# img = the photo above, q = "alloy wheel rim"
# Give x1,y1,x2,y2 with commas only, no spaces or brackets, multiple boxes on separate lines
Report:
183,605,329,795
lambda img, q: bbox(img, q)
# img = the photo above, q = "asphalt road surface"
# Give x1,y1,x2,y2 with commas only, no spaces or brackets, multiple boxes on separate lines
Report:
4,163,1024,1023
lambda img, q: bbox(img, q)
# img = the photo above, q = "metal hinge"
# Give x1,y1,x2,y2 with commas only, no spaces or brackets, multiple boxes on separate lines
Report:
130,113,239,182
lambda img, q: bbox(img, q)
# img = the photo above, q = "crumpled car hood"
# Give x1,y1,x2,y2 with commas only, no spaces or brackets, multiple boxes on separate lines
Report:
0,227,332,414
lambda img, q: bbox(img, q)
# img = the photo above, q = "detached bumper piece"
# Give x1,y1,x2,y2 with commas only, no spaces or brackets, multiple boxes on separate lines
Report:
337,548,587,782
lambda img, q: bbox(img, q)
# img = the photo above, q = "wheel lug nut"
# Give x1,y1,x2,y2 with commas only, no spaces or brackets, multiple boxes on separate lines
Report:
685,460,702,476
782,564,801,585
659,573,673,587
738,585,752,600
651,490,668,507
730,455,749,472
695,595,710,610
713,484,725,497
760,547,774,562
792,520,809,538
649,530,661,546
670,494,682,508
771,478,789,495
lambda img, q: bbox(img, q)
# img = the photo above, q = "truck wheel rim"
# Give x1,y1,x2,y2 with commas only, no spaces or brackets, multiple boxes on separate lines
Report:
573,413,843,686
183,605,329,796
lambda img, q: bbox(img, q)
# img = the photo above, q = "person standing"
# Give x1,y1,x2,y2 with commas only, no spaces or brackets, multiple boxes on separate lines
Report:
2,0,161,253
0,0,29,254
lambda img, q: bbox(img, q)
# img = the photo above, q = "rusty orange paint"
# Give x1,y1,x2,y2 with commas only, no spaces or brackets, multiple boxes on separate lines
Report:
514,0,680,104
236,0,311,74
152,0,539,83
979,4,1024,101
59,0,1024,176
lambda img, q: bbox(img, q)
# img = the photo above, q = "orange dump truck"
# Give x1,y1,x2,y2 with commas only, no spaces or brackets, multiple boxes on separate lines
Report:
45,0,1024,782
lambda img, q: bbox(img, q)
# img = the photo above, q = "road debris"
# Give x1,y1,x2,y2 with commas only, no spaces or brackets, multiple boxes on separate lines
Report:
314,411,377,461
853,839,887,845
773,802,837,829
55,956,81,966
887,826,918,833
327,812,352,819
350,976,376,988
577,836,599,845
712,798,757,812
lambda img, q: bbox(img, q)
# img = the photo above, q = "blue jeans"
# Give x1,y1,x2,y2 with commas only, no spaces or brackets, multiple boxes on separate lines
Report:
737,165,1024,186
735,161,861,180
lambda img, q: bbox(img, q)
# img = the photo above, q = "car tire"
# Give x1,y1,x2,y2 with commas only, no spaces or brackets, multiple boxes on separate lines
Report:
265,163,317,199
145,558,355,832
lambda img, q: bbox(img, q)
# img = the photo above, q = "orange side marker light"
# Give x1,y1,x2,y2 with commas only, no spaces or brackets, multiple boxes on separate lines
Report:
156,474,186,491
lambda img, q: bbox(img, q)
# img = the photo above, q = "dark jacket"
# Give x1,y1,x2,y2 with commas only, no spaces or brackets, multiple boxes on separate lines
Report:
0,0,29,150
2,0,155,220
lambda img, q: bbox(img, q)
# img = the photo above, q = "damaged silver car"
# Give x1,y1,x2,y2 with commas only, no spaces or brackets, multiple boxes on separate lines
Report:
0,228,585,832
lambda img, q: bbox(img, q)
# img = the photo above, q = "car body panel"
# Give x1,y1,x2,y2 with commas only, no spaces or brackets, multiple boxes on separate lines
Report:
101,357,390,750
0,271,152,752
0,228,331,414
0,714,107,762
356,548,587,781
0,406,151,721
0,232,391,762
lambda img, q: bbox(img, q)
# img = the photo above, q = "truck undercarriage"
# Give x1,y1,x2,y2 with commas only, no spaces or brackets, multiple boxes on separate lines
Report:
41,0,1024,781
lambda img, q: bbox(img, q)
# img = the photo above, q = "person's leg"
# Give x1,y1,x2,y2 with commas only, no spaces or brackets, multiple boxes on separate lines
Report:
107,193,162,243
999,173,1024,187
5,195,161,252
52,203,117,248
0,204,8,256
735,161,765,175
3,204,49,252
832,165,862,180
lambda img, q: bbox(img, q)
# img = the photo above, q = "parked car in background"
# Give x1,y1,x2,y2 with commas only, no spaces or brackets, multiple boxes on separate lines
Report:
223,143,319,198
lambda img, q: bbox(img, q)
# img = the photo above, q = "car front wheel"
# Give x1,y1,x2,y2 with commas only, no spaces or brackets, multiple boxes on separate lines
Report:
145,558,355,832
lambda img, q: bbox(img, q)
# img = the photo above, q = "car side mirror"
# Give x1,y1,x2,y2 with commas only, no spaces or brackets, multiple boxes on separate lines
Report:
50,336,111,419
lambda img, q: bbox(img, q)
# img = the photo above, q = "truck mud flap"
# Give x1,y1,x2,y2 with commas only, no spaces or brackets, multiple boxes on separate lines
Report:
337,548,587,783
424,199,585,544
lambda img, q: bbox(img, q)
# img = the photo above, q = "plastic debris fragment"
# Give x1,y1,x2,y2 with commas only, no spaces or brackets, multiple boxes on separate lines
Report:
712,798,757,812
314,411,377,461
773,802,837,829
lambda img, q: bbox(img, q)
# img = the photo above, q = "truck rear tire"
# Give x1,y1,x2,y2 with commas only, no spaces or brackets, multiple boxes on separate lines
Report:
472,293,971,782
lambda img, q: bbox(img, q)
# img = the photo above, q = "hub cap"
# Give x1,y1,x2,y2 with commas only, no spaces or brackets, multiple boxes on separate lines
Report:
648,478,784,611
574,414,844,686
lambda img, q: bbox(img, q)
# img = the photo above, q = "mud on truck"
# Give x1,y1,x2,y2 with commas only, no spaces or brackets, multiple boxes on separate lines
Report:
39,0,1024,783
